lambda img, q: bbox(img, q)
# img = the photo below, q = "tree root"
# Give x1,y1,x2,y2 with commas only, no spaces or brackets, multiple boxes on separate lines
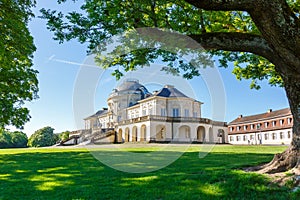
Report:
246,147,300,174
244,147,300,189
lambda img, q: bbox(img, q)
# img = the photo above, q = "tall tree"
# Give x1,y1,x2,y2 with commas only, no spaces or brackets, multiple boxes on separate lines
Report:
0,0,39,129
28,126,58,147
41,0,300,173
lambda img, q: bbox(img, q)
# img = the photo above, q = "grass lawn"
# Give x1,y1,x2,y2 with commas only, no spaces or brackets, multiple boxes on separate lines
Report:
0,145,299,199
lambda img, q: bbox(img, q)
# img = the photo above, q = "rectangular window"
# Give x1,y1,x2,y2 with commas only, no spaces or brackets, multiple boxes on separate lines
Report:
173,108,179,117
184,109,189,117
250,124,254,130
264,133,269,140
193,112,198,118
93,120,98,128
280,132,284,139
161,108,166,116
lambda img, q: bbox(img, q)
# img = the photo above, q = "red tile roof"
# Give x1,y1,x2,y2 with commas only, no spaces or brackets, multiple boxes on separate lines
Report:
229,108,291,125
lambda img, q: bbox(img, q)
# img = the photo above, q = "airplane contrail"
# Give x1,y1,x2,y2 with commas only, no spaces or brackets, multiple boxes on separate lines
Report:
48,55,102,69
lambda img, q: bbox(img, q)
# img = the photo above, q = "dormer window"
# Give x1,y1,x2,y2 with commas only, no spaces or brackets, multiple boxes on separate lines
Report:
280,119,284,126
256,123,261,130
264,122,269,128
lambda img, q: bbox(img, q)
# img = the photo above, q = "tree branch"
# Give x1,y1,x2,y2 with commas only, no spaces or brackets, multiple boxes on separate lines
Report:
188,32,274,62
184,0,300,72
135,28,273,62
184,0,256,11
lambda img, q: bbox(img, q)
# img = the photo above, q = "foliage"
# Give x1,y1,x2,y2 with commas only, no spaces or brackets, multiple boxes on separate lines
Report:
0,129,12,148
0,129,28,148
10,131,28,148
0,0,39,129
59,131,70,142
0,145,297,199
27,126,59,147
39,0,299,88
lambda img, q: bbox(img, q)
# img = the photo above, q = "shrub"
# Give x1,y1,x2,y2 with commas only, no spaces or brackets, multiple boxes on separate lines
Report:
59,131,70,142
11,131,28,148
28,126,58,147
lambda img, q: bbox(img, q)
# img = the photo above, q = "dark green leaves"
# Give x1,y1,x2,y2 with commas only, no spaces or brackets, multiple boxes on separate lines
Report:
0,128,28,148
41,0,289,88
0,0,38,129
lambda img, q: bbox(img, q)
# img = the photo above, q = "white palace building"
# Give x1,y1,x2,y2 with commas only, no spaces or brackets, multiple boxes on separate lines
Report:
81,79,228,144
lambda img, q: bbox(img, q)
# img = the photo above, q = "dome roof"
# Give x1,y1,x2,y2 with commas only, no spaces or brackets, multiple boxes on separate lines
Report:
116,79,144,92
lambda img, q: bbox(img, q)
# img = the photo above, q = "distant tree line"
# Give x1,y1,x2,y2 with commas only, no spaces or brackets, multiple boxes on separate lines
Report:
0,129,28,148
0,127,70,148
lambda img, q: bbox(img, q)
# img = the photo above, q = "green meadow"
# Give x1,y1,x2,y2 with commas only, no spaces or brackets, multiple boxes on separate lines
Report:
0,145,299,199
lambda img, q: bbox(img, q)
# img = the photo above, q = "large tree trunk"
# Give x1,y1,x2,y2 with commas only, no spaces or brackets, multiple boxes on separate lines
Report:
257,74,300,174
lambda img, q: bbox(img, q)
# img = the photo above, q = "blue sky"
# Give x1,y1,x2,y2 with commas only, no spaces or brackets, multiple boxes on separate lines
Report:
19,1,289,135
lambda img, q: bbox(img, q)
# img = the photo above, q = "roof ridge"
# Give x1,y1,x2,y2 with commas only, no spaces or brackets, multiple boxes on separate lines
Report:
229,108,291,125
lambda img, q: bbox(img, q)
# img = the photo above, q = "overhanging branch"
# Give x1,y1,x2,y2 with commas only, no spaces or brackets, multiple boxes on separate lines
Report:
189,32,274,63
184,0,256,11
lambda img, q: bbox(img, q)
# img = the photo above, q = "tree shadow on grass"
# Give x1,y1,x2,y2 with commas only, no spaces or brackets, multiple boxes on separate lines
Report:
0,149,296,200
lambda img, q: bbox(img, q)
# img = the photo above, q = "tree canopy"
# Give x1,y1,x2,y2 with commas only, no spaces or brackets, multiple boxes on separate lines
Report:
41,0,300,172
0,0,39,129
59,131,70,142
40,0,299,88
0,129,28,148
28,126,59,147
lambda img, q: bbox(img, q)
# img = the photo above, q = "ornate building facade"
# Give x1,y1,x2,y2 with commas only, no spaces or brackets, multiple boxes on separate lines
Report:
228,108,293,145
84,79,228,143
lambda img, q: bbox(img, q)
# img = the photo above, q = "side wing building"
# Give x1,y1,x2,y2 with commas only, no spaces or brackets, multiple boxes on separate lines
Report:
228,108,293,145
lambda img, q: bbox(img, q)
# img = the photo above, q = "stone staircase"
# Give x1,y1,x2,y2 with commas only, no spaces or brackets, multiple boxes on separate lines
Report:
79,128,115,145
60,128,116,145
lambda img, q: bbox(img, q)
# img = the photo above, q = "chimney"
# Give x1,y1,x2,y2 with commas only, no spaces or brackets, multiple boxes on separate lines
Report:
268,109,272,113
164,85,174,88
239,114,243,118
